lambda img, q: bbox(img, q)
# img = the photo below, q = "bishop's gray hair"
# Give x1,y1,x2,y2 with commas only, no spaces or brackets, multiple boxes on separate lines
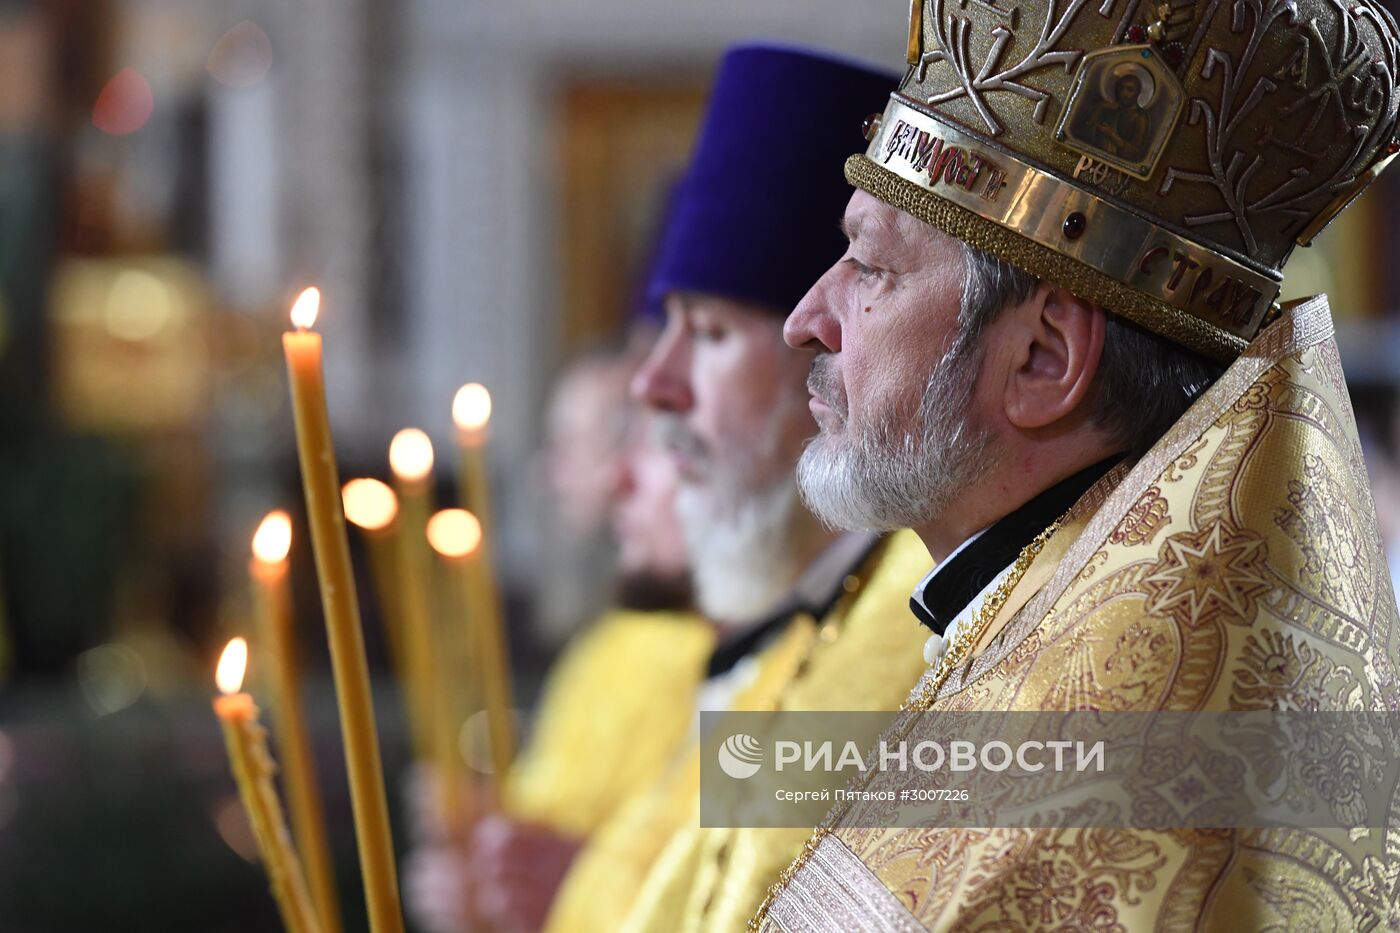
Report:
957,243,1224,456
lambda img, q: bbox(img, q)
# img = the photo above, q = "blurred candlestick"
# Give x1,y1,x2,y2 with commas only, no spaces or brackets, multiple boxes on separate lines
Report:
423,510,481,831
387,429,440,766
428,508,514,779
213,637,325,933
451,383,492,522
282,288,403,933
342,479,406,688
450,386,514,775
250,512,342,933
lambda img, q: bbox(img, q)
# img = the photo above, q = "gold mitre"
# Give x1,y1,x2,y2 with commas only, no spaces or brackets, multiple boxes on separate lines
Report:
853,0,1400,360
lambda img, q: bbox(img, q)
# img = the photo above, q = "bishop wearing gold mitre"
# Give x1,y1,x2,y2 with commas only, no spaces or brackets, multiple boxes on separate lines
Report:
749,0,1400,928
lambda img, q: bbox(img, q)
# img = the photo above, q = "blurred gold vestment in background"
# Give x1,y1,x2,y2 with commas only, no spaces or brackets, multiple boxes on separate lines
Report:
566,531,934,933
505,610,714,838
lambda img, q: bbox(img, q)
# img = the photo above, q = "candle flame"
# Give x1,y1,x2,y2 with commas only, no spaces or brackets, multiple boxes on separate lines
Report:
251,510,293,563
452,383,493,431
389,428,434,482
343,478,399,530
216,638,249,695
290,287,321,329
426,509,482,559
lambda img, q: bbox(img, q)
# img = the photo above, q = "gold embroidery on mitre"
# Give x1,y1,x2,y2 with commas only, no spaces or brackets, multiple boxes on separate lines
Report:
847,151,1255,362
857,0,1400,354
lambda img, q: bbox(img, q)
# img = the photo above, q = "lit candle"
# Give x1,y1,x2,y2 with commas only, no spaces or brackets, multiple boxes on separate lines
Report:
423,510,478,829
451,383,492,523
450,386,514,775
282,288,404,933
213,637,325,933
387,429,439,767
427,508,514,779
250,512,342,933
342,479,405,688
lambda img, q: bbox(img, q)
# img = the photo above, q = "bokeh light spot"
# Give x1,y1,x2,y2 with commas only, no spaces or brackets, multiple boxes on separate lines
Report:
452,383,492,431
104,269,174,341
76,644,148,716
207,21,274,89
93,68,154,136
426,509,481,558
213,793,258,861
389,428,435,482
343,478,398,531
251,511,293,564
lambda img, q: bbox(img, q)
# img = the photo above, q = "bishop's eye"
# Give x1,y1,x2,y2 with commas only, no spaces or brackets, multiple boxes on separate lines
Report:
844,256,882,280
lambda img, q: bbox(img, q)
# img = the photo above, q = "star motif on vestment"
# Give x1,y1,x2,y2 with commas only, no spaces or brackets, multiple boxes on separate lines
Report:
1143,521,1271,627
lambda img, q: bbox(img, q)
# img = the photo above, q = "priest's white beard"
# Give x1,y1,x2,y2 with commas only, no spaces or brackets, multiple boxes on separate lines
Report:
797,343,993,532
657,414,805,622
676,477,802,622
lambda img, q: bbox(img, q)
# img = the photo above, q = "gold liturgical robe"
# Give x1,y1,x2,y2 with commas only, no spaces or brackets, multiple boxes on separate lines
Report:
756,297,1400,931
545,531,934,933
505,609,714,838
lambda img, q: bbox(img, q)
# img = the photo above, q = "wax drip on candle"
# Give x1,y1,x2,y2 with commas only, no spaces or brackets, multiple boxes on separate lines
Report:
213,636,326,933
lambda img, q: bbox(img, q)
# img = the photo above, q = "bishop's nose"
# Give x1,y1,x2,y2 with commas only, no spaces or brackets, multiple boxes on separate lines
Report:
785,264,844,354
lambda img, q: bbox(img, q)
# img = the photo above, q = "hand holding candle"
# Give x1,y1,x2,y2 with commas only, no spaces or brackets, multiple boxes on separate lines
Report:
282,288,403,933
213,638,324,933
250,512,341,933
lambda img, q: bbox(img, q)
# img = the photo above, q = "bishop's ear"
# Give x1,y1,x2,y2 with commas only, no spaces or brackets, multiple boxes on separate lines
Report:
1000,284,1106,431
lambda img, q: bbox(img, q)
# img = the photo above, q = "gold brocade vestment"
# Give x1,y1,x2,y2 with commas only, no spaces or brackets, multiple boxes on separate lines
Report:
757,297,1400,931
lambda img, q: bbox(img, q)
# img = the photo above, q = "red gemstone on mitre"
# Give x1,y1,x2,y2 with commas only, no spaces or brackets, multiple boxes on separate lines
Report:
1164,43,1185,66
1063,212,1087,240
1126,24,1147,42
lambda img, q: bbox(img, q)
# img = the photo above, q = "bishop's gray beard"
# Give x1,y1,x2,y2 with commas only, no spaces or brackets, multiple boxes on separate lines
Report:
797,344,993,532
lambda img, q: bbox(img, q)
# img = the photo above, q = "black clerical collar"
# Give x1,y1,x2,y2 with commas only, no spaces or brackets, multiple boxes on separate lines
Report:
705,533,879,678
910,458,1120,635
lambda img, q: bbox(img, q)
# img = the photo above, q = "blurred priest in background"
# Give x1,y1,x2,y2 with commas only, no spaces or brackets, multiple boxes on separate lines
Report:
545,44,935,933
406,338,713,933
